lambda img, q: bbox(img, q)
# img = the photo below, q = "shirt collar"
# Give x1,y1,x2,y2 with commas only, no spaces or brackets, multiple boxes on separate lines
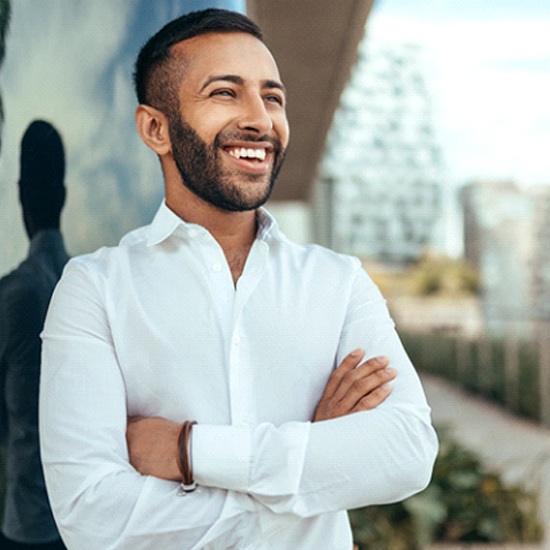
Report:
256,207,280,243
146,201,188,246
146,201,281,247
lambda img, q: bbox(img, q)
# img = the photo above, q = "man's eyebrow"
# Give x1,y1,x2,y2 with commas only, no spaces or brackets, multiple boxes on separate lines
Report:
263,79,287,97
200,74,244,91
200,74,286,96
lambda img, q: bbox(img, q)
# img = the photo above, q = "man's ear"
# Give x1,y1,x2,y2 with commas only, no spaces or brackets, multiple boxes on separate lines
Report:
135,104,171,156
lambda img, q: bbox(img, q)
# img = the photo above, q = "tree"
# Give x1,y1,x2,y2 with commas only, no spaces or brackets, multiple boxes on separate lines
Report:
413,253,480,296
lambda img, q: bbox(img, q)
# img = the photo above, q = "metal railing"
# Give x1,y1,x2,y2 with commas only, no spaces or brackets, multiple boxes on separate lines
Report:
401,324,550,427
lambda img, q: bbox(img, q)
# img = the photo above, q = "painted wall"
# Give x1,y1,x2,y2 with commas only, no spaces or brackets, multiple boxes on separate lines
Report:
0,0,245,273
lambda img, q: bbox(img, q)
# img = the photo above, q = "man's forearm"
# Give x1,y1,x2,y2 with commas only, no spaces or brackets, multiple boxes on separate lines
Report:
126,354,437,517
191,402,437,516
126,351,397,483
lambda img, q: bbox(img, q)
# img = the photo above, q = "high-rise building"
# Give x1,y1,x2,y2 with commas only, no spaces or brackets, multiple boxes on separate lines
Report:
461,181,550,338
532,189,550,321
316,39,444,263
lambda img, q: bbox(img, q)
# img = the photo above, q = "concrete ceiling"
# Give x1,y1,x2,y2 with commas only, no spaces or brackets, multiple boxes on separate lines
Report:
248,0,374,202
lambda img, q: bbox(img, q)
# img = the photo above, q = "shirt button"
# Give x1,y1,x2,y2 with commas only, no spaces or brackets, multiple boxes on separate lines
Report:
188,228,197,238
232,335,241,345
212,262,222,273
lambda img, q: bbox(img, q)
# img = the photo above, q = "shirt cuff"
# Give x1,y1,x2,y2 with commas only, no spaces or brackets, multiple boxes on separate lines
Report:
192,424,252,492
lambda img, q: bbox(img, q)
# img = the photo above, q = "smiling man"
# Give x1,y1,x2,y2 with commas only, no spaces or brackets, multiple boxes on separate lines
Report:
156,34,288,214
39,9,437,550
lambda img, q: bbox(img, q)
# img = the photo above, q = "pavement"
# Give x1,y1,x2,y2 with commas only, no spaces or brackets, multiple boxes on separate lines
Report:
420,374,550,549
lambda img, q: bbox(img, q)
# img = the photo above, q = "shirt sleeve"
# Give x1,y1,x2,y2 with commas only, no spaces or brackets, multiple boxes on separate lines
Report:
39,263,292,550
192,263,439,517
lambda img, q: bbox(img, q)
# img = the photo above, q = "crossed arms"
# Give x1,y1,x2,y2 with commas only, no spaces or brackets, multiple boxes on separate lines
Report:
126,351,396,480
39,258,438,549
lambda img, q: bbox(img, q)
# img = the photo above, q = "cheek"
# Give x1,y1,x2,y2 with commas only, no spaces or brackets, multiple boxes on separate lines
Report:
184,108,228,143
275,116,290,147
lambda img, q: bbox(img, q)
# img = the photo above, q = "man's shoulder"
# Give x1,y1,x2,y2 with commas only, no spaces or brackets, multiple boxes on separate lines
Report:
67,224,151,271
276,237,361,272
118,223,152,247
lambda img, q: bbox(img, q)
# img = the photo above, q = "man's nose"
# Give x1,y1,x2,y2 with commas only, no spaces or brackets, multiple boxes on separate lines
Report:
237,95,273,135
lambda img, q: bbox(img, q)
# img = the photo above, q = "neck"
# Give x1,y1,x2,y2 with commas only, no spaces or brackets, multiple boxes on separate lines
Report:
167,187,256,242
165,184,258,284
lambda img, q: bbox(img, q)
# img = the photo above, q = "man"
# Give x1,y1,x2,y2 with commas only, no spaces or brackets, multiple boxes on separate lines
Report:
0,120,68,550
39,9,437,549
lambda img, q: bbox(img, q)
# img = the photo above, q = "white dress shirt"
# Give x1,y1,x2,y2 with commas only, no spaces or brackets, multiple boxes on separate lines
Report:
39,202,438,550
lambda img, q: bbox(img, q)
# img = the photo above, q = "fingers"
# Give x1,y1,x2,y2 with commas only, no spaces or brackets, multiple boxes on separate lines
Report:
313,351,397,422
321,348,366,400
334,362,395,413
331,355,392,404
351,383,393,413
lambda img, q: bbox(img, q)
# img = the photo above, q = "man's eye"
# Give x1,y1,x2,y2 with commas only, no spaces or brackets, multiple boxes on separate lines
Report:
211,89,235,98
266,95,284,106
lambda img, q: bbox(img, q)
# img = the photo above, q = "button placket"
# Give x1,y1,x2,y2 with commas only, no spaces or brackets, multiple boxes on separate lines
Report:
227,241,269,425
212,261,222,273
228,322,254,425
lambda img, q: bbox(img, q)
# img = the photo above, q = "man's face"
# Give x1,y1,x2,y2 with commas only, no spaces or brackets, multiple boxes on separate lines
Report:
166,32,290,212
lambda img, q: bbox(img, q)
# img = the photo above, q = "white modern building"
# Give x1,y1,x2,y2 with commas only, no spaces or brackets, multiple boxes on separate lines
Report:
462,181,550,338
316,39,444,263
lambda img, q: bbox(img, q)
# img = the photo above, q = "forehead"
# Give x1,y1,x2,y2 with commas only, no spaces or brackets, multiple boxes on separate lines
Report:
171,32,282,88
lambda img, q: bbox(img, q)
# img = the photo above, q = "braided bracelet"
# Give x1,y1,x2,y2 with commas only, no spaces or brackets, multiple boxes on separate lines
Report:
177,420,197,495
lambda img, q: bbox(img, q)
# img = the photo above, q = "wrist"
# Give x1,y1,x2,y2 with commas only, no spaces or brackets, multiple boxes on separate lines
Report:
176,420,198,493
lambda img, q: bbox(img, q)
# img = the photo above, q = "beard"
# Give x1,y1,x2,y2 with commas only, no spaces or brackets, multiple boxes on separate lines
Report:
167,113,286,212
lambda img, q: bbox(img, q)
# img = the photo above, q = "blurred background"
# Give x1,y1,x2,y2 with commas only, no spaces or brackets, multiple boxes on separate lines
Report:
1,0,549,547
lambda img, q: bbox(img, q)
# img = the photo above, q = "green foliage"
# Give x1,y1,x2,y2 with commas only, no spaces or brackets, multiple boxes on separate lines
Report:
402,331,542,424
349,428,542,549
412,255,480,296
0,428,542,547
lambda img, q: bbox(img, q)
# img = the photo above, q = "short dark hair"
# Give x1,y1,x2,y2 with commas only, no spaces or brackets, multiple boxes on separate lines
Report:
133,8,263,114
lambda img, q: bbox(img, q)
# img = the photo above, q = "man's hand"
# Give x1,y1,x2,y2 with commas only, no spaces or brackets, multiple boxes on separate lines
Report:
126,416,181,481
313,349,396,422
127,351,395,477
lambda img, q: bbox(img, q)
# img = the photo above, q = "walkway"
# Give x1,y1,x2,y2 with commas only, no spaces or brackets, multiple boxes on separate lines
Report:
421,374,550,549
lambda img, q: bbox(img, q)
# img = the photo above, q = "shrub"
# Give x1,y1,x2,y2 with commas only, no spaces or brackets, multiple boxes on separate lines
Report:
349,427,542,549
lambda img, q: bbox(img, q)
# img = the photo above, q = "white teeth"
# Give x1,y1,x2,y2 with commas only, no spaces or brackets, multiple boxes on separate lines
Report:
228,147,266,161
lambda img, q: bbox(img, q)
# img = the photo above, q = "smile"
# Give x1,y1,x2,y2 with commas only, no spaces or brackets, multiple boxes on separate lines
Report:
226,146,267,162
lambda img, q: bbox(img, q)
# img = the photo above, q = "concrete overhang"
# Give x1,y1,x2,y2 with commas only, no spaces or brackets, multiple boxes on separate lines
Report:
248,0,374,202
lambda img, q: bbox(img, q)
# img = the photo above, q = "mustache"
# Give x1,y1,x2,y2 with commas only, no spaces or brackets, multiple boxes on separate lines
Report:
214,131,283,151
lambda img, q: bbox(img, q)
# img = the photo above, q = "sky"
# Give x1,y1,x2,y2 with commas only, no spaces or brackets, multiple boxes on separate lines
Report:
367,0,550,187
0,0,549,273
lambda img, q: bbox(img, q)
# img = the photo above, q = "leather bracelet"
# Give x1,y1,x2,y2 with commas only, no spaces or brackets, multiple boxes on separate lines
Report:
177,420,197,494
